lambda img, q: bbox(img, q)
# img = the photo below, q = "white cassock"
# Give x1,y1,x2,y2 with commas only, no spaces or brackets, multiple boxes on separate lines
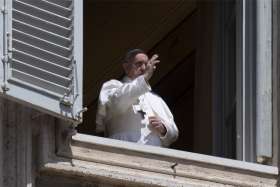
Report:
96,75,178,147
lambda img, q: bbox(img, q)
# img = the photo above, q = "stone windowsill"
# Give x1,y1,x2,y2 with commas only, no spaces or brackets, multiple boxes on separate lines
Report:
39,133,279,187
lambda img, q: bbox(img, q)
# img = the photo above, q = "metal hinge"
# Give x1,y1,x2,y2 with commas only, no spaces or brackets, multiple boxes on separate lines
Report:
6,32,12,54
60,94,73,107
1,32,12,93
1,6,7,15
59,57,87,121
1,1,11,93
60,58,76,107
75,107,88,120
60,93,87,121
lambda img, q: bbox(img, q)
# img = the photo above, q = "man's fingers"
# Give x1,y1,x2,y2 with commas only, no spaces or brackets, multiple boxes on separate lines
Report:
154,125,166,134
148,118,167,135
150,54,159,62
150,121,161,125
144,54,160,81
151,60,160,66
148,54,159,65
148,116,167,135
148,116,159,120
149,119,160,123
150,123,162,129
154,125,162,130
149,119,162,127
149,117,160,122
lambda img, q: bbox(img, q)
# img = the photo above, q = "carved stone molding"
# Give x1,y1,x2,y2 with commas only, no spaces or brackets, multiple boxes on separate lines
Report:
39,129,279,187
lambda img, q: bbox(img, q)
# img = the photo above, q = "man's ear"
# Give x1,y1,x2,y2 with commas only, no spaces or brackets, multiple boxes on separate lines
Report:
122,63,129,74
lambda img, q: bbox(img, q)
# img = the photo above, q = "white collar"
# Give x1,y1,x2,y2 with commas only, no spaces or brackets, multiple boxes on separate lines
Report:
122,76,133,83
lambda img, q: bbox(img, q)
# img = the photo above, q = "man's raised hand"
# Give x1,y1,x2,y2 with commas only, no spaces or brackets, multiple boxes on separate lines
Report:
144,54,160,81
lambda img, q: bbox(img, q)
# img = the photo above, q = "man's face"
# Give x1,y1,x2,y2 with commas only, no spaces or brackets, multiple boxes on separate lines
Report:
123,53,149,79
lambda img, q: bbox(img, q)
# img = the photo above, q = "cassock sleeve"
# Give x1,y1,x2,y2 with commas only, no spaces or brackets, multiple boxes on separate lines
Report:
96,76,151,133
157,98,179,147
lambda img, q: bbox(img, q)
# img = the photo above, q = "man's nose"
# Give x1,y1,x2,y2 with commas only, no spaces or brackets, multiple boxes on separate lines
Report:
140,64,146,70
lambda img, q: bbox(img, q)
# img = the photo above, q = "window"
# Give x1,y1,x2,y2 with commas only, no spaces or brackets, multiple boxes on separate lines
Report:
79,0,274,165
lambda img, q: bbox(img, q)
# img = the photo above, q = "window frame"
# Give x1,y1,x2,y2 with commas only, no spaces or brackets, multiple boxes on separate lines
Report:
213,0,274,162
236,0,273,163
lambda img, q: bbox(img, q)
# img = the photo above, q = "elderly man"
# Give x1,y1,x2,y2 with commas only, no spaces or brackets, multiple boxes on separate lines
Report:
96,49,178,147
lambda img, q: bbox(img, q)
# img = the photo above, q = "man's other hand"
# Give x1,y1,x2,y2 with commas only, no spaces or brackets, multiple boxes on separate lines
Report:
148,116,167,136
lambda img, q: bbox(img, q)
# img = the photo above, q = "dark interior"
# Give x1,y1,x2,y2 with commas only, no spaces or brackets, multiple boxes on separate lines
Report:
79,0,237,158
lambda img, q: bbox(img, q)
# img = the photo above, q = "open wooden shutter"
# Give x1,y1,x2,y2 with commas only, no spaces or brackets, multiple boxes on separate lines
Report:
0,0,84,123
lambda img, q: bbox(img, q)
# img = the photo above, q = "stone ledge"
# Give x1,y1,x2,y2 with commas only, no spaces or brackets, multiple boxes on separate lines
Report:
41,156,234,187
51,133,278,187
72,134,278,175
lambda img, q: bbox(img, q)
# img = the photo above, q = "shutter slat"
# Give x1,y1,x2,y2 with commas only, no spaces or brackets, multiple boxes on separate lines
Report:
13,49,71,77
13,19,71,47
18,0,72,17
13,29,72,57
13,9,71,37
45,0,73,8
12,59,71,87
11,0,74,97
14,0,72,27
11,69,70,95
13,39,71,67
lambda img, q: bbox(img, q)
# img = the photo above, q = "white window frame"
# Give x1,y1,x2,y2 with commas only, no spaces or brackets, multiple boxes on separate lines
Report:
236,0,273,163
213,0,272,162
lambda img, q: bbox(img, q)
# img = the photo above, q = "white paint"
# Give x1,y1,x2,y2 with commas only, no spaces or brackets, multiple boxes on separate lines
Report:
242,0,246,161
256,0,272,158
